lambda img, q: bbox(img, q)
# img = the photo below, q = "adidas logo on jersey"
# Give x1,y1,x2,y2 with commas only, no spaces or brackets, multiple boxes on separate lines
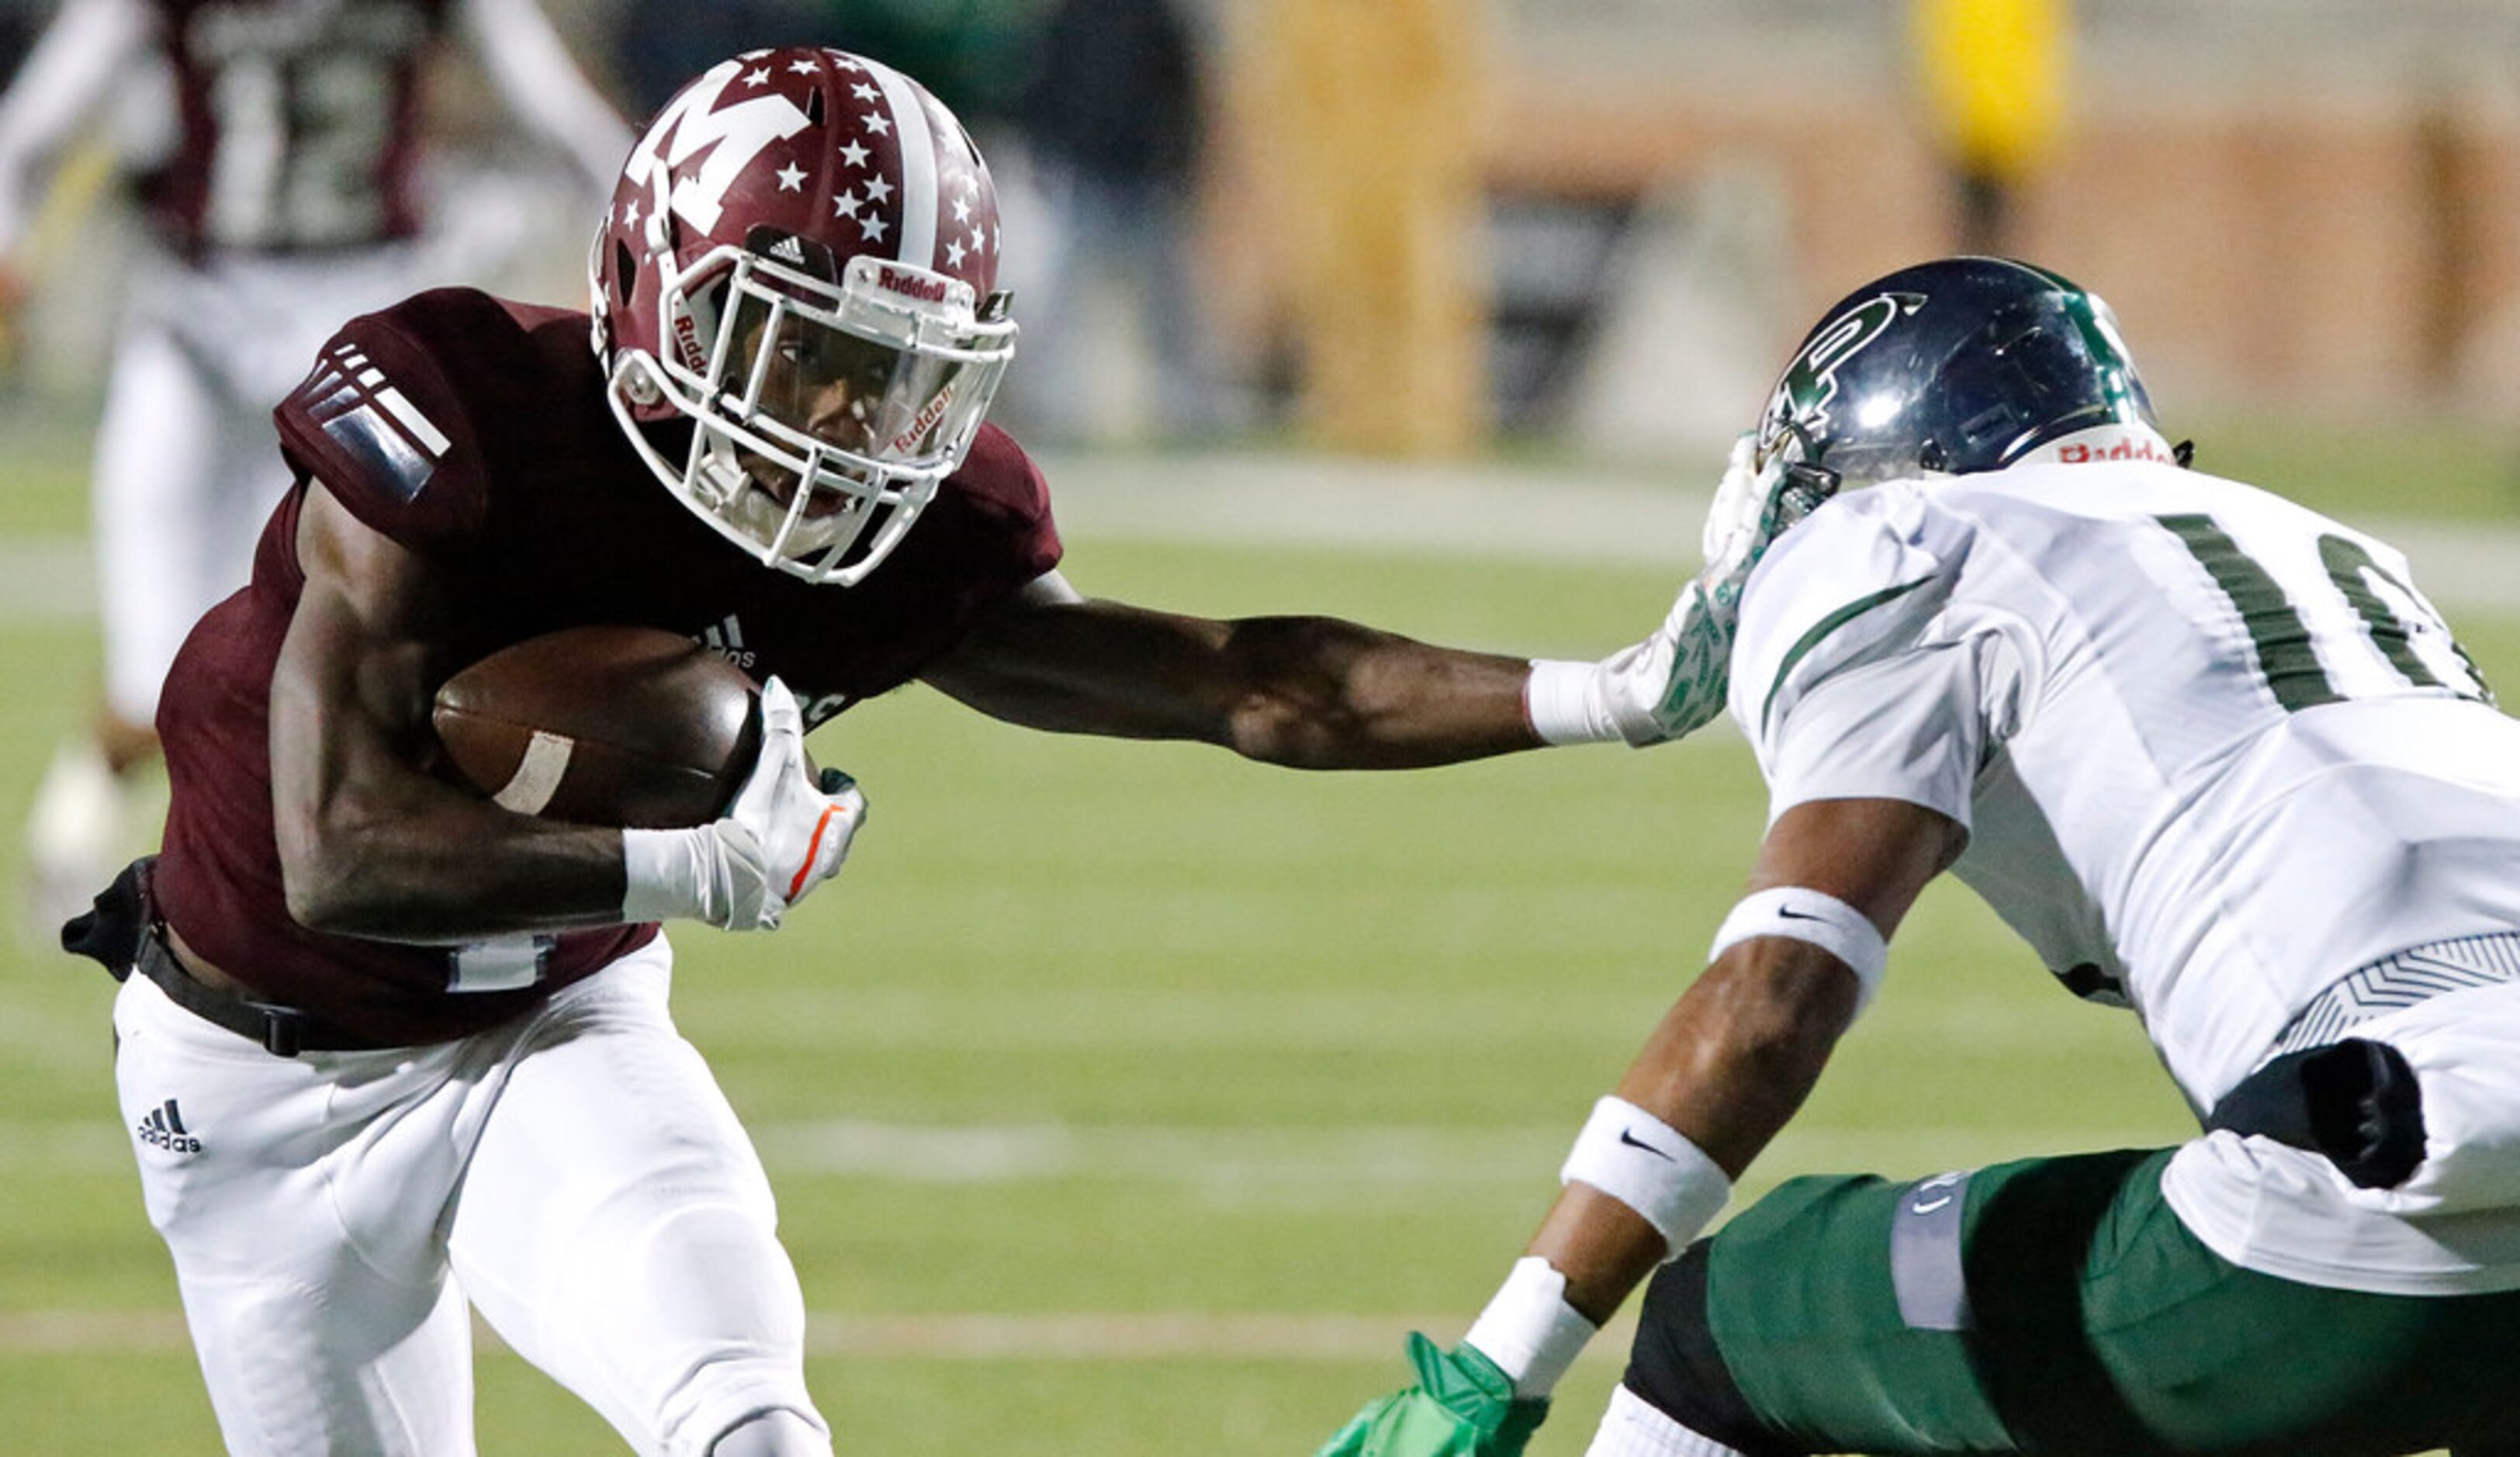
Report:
694,614,851,722
698,614,756,669
136,1099,202,1155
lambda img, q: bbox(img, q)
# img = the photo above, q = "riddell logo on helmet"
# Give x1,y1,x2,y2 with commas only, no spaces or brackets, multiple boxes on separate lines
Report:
2055,434,2174,465
670,310,706,372
891,382,958,453
877,267,950,304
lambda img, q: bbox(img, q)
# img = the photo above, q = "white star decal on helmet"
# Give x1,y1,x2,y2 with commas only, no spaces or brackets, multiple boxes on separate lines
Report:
862,111,890,137
776,162,806,192
838,140,868,168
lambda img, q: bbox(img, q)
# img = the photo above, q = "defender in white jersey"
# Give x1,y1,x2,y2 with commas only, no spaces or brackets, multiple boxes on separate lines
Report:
1324,258,2520,1457
0,0,631,933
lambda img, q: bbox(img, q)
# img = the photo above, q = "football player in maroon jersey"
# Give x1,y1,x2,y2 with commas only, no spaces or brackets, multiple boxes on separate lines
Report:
68,47,1818,1455
0,0,631,936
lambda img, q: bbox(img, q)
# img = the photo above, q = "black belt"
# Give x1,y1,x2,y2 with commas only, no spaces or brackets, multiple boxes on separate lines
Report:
64,857,388,1057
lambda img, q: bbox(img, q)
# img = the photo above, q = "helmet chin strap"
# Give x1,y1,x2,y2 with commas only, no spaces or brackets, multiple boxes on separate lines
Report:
696,429,865,564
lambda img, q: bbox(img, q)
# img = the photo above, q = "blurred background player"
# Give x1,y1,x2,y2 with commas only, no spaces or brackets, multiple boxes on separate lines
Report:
998,0,1225,446
0,0,632,933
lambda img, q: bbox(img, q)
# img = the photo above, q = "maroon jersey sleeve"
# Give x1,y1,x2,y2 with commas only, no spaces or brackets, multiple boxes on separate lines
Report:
933,420,1064,606
272,292,501,552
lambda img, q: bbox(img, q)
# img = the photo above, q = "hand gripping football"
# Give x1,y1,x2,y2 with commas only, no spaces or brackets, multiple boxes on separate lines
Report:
431,625,760,829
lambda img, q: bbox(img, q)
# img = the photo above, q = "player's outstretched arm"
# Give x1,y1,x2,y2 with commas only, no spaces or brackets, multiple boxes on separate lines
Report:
1317,797,1960,1455
270,481,656,941
924,441,1831,770
0,0,150,289
454,0,635,193
920,572,1546,770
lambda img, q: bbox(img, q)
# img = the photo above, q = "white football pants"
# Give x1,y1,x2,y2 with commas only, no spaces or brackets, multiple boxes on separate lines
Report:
112,936,829,1456
93,242,423,725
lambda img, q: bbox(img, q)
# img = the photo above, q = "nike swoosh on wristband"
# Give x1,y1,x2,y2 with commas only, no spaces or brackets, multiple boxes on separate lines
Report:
1617,1128,1674,1161
1778,905,1823,922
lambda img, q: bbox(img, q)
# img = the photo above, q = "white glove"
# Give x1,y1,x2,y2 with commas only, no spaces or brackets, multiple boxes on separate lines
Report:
1528,435,1836,746
621,677,867,931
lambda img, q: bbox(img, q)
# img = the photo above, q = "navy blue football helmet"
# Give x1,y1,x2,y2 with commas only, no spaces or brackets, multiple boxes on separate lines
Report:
1754,257,2167,490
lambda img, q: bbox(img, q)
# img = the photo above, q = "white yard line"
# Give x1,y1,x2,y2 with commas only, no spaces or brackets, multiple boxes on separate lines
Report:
0,538,99,621
0,1305,1641,1361
2,1116,2182,1182
1039,451,2520,616
10,450,2520,618
742,1118,2180,1189
0,1110,2172,1355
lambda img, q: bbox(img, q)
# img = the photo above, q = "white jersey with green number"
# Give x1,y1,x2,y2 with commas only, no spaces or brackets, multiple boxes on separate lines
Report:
1730,426,2520,1294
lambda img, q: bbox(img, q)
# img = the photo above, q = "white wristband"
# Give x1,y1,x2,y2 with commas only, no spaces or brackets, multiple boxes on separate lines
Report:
1708,887,1889,1013
1461,1257,1597,1399
1524,659,1621,746
621,825,711,924
1559,1096,1730,1261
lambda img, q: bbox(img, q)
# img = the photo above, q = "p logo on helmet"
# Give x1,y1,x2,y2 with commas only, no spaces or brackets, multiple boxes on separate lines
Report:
1750,256,2162,492
1760,291,1923,472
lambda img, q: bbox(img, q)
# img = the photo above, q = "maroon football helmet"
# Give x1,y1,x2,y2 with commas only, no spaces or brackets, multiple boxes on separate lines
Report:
591,47,1017,585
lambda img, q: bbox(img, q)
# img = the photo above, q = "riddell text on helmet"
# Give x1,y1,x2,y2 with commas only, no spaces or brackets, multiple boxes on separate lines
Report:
2054,434,2176,465
878,265,949,303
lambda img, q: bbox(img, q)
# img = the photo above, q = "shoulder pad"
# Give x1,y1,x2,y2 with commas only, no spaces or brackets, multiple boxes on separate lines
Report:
935,421,1063,580
1731,485,1962,739
272,289,525,552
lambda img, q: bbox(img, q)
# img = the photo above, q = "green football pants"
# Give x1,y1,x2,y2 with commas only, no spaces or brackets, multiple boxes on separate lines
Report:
1622,1147,2520,1455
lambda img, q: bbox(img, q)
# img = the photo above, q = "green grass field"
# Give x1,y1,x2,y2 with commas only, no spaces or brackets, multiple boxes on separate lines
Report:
2,403,2513,1452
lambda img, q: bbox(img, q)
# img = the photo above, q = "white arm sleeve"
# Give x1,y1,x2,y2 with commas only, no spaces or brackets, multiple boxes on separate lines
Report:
455,0,634,193
0,0,152,260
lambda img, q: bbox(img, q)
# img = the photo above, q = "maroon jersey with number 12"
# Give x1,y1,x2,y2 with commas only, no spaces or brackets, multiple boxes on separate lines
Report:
153,287,1062,1045
146,0,452,254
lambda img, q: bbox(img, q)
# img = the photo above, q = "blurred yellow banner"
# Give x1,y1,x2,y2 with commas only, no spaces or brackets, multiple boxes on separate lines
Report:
1912,0,2070,180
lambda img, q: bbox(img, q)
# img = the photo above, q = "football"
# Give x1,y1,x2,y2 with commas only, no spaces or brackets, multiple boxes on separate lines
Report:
431,625,760,828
